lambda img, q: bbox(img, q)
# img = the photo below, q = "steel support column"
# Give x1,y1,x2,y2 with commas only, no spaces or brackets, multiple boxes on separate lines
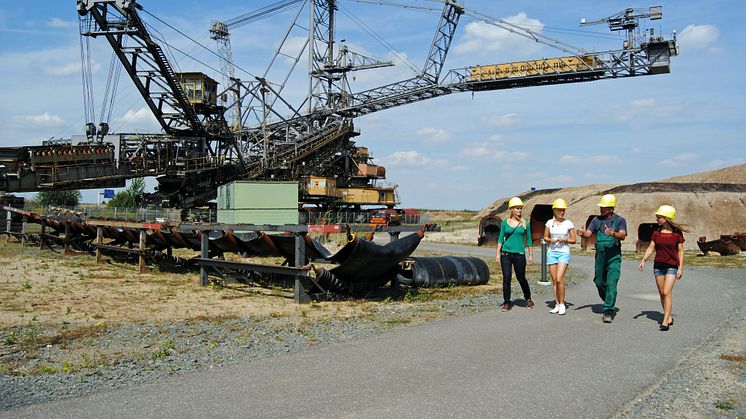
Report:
293,232,311,304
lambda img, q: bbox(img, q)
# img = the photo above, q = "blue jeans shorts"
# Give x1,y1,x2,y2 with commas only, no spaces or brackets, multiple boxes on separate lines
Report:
653,267,678,276
546,251,570,265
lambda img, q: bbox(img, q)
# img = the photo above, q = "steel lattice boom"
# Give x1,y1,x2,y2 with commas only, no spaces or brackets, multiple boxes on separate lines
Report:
0,0,678,209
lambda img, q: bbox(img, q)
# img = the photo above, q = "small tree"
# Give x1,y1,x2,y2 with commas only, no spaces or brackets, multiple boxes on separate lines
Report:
34,190,82,207
107,178,145,209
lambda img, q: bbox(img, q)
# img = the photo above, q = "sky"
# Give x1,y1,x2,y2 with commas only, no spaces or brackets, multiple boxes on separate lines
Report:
0,0,744,210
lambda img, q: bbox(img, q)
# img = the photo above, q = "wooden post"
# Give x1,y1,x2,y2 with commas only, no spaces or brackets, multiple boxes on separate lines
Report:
96,226,103,264
5,211,10,244
40,218,46,250
138,229,147,273
199,231,210,286
63,220,70,256
21,215,27,247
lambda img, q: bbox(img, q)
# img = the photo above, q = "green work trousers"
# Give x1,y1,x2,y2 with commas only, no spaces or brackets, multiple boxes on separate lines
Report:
594,235,622,313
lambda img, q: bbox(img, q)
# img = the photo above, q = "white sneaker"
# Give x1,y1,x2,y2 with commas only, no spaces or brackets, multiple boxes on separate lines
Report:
558,304,566,315
549,304,560,314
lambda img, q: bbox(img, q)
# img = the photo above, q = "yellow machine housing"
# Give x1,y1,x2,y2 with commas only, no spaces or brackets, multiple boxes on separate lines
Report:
176,72,219,106
470,55,599,81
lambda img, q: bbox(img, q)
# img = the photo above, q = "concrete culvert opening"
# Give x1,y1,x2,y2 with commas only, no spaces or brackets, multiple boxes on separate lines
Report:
529,204,553,244
636,222,659,252
581,214,597,250
478,215,502,246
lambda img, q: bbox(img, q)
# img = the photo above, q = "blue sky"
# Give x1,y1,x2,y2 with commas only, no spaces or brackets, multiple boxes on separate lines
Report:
1,1,744,209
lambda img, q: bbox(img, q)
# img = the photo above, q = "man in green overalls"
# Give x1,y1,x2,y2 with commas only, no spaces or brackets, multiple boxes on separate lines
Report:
578,194,627,323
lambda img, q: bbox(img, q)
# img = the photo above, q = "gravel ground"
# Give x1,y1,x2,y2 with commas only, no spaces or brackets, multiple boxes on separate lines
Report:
617,268,746,418
2,267,744,417
0,290,538,410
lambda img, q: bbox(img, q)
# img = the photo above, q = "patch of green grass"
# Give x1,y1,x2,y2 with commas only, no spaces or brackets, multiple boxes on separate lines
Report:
20,281,32,290
715,400,734,410
60,361,74,373
151,338,175,361
41,364,56,374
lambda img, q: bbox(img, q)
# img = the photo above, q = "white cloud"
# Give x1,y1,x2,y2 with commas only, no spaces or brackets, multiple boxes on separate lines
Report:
560,155,580,164
416,127,451,143
662,153,697,167
278,36,308,62
47,18,75,28
461,144,527,160
630,98,655,108
612,98,682,122
42,61,87,76
114,107,161,132
454,13,544,56
449,164,469,172
631,147,643,154
11,112,65,126
482,113,520,128
494,151,528,160
378,150,449,168
461,145,492,158
678,24,719,50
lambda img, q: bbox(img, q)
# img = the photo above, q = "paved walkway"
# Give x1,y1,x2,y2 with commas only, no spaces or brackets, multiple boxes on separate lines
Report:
4,246,741,418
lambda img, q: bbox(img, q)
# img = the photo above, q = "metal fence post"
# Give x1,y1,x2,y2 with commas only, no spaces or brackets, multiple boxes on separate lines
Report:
5,211,10,243
199,230,210,286
293,232,311,304
538,239,550,285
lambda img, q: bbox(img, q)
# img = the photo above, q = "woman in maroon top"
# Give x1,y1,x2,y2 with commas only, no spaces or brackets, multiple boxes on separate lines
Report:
639,205,687,331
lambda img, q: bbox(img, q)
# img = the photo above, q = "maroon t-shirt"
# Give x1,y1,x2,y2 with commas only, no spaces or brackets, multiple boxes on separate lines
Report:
652,230,685,266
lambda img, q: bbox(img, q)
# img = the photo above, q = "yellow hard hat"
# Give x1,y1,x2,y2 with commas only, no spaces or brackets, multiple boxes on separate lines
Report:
597,194,616,207
655,205,676,220
508,197,524,208
552,198,567,209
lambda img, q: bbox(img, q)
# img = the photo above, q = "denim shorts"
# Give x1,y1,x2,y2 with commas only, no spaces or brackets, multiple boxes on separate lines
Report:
546,251,570,265
653,267,678,276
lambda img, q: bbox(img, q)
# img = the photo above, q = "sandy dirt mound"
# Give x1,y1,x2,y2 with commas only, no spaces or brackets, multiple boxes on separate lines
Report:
479,164,746,251
659,163,746,184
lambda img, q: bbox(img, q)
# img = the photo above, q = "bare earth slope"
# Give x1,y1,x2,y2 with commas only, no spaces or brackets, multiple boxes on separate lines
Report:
659,163,746,184
479,164,746,251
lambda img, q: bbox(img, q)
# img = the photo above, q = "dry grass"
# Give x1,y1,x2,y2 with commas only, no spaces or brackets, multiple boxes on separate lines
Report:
0,242,300,329
0,238,507,332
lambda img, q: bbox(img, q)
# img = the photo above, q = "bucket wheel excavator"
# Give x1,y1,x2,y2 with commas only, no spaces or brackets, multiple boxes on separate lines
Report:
0,0,677,209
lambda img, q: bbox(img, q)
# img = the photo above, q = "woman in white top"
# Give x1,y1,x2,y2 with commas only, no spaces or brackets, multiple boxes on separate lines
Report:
543,198,576,315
